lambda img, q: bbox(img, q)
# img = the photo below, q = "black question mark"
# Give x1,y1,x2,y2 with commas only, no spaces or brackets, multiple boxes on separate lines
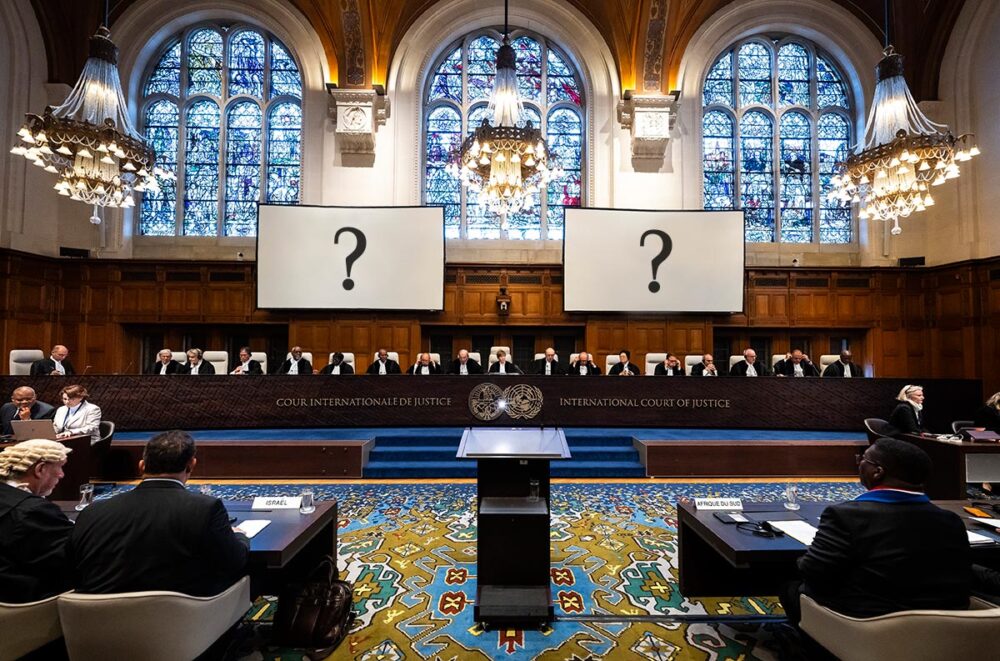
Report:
640,229,672,293
334,227,367,290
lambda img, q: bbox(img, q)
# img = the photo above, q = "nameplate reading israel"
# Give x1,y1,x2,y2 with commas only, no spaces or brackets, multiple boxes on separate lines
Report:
694,498,743,511
252,496,302,510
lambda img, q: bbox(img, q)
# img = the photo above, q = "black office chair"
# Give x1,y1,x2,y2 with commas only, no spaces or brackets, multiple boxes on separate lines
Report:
952,420,976,434
863,418,890,444
91,421,116,490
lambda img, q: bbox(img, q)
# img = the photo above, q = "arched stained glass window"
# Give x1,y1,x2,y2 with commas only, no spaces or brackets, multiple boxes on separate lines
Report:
139,24,302,237
424,30,584,240
702,37,854,244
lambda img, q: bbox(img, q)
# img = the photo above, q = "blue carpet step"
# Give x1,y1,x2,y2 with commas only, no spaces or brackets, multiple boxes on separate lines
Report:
552,461,647,478
365,460,478,478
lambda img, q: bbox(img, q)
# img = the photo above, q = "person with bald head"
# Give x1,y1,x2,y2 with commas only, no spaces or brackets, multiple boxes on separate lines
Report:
570,351,601,376
823,350,864,378
150,349,183,375
1,387,56,436
366,349,401,375
406,353,442,375
277,346,313,375
30,345,75,376
774,349,819,377
729,348,770,377
690,354,719,377
0,439,74,602
449,349,483,375
532,347,566,376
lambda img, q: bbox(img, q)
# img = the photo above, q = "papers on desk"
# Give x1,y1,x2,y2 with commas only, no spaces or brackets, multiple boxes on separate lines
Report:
234,520,270,538
967,530,995,545
767,520,819,546
971,517,1000,529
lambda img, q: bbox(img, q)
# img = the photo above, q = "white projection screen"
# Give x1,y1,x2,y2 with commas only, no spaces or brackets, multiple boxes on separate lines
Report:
564,208,744,312
257,205,444,310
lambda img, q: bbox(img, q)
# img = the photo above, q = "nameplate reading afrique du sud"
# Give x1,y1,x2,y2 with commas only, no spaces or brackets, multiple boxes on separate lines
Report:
252,496,302,510
694,498,744,511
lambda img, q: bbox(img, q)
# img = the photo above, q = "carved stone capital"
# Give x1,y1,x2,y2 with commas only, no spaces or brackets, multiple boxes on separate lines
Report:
617,91,680,161
327,86,391,155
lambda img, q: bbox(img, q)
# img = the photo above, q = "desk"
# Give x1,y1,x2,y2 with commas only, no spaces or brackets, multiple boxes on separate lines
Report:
61,499,337,597
677,500,1000,598
900,434,1000,499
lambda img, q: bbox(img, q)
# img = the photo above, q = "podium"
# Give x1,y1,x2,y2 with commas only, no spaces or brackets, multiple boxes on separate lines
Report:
457,427,570,628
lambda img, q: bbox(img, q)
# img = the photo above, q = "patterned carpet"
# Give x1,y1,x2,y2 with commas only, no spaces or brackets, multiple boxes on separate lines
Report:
105,480,864,660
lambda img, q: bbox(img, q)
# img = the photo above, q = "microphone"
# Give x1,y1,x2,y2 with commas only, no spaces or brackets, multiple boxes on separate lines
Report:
83,365,92,375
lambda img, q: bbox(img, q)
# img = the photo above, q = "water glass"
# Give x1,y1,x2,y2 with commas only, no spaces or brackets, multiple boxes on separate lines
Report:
75,483,94,511
527,479,540,503
783,484,801,511
199,484,212,496
299,488,316,514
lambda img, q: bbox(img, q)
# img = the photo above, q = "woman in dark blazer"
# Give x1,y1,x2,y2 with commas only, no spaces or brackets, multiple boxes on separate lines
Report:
973,392,1000,432
887,385,925,436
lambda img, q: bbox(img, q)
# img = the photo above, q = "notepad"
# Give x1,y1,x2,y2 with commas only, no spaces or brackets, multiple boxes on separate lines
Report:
967,530,995,545
767,520,819,546
234,519,270,538
971,517,1000,528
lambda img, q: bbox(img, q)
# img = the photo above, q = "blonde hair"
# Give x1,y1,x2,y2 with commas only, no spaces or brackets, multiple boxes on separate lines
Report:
896,385,924,402
0,439,71,478
987,391,1000,411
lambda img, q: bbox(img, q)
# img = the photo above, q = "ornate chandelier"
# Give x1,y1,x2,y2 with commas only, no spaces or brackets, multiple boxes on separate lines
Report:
10,25,173,224
829,6,977,236
447,0,557,218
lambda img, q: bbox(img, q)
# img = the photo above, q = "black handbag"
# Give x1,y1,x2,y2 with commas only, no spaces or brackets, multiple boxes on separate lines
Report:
273,555,356,655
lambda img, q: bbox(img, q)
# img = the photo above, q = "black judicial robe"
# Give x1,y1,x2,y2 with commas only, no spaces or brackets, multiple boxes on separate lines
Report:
0,482,73,602
320,362,354,375
653,364,686,376
569,361,601,376
406,362,442,375
531,359,566,375
276,358,313,375
448,359,483,375
822,361,864,378
607,362,640,376
773,359,820,377
729,360,771,377
488,361,523,375
30,357,76,376
366,359,402,375
184,361,216,375
149,359,184,375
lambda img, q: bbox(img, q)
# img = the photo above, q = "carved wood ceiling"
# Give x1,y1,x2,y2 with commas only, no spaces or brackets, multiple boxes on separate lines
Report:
30,0,965,102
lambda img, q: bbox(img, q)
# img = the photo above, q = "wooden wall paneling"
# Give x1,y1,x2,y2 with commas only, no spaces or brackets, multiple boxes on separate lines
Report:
789,288,833,326
586,320,629,360
205,286,249,319
628,320,669,357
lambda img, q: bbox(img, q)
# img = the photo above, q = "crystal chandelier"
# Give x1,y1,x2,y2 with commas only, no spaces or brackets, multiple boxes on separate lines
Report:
829,4,978,235
10,24,173,224
447,0,558,218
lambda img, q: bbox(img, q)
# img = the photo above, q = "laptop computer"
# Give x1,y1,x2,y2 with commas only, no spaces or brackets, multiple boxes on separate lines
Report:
10,419,58,441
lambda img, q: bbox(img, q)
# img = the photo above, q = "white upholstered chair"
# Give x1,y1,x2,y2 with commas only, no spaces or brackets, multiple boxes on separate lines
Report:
429,352,441,365
9,349,43,375
605,354,621,374
799,594,1000,661
819,354,839,373
170,350,187,364
0,594,64,660
203,351,229,374
728,355,743,371
685,355,704,374
488,346,511,365
250,351,268,374
468,352,482,364
644,352,667,376
771,353,786,370
372,351,400,363
569,353,580,366
58,576,251,661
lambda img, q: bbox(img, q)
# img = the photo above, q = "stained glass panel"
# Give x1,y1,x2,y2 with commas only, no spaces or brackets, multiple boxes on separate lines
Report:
738,42,772,107
224,102,262,236
817,55,848,108
183,100,220,236
740,111,774,242
426,106,462,239
818,113,852,242
145,42,181,97
270,42,302,99
467,104,491,133
429,47,463,103
546,107,581,240
779,112,812,242
140,100,179,235
513,36,542,102
467,35,499,101
777,43,810,107
546,49,581,106
703,52,732,107
228,30,265,98
466,201,501,239
703,110,735,210
187,29,223,96
266,102,301,204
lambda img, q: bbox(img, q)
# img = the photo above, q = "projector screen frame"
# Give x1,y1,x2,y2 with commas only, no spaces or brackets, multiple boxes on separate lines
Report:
561,206,746,314
254,203,446,312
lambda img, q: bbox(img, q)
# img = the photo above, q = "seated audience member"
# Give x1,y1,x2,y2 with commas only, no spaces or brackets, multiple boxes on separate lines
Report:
973,392,1000,432
608,350,640,376
887,385,926,436
488,349,523,375
184,348,215,375
230,346,264,375
570,351,601,376
2,386,56,436
407,353,442,375
774,350,820,377
53,384,102,445
654,353,686,376
532,348,565,376
67,430,249,596
783,438,969,624
320,352,354,375
30,345,75,376
150,348,183,375
729,349,769,377
367,349,401,375
822,350,863,378
0,440,74,603
277,346,313,375
690,354,719,377
449,349,483,375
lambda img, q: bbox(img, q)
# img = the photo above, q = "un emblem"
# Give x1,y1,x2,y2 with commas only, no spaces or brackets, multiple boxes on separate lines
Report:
504,384,544,420
468,382,544,421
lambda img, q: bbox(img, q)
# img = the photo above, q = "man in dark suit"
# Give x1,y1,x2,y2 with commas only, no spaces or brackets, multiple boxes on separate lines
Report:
729,349,770,377
689,354,719,376
488,349,523,374
608,350,640,376
448,349,483,375
150,348,183,375
406,353,442,375
0,439,74,603
276,346,313,375
532,347,565,375
774,350,820,377
784,437,970,624
367,349,402,375
822,350,863,378
183,348,216,375
30,345,76,376
230,346,264,375
320,352,355,375
67,430,249,596
1,386,56,436
654,353,686,376
569,351,601,376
